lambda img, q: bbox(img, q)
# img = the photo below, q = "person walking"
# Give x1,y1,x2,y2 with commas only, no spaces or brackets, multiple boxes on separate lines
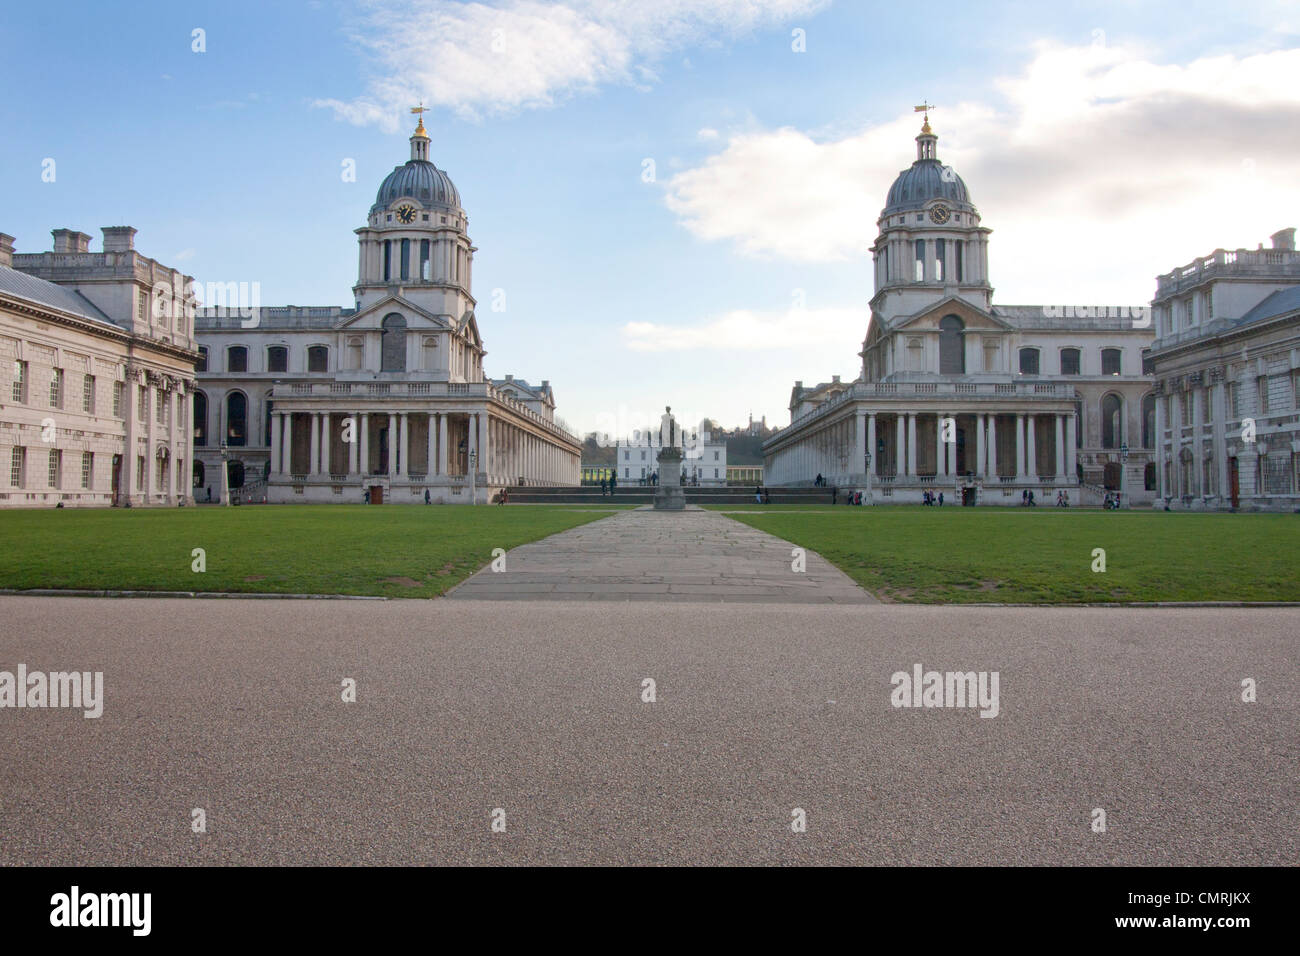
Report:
609,471,617,496
600,476,608,497
424,488,431,505
938,491,944,507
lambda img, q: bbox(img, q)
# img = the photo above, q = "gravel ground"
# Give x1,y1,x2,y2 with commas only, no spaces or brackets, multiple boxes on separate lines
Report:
0,597,1295,865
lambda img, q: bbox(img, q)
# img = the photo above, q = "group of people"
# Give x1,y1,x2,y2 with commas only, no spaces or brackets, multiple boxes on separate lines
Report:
922,490,945,506
753,485,770,504
1103,491,1122,509
1020,489,1037,506
599,474,618,496
1055,490,1070,507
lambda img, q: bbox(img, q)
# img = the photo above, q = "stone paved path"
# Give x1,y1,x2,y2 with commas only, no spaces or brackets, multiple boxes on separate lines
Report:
447,506,875,603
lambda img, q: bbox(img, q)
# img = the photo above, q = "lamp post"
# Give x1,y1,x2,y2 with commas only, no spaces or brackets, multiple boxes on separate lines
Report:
469,449,478,505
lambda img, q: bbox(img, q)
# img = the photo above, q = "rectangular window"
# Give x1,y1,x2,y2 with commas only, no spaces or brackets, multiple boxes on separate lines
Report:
400,238,410,281
934,238,945,282
1257,376,1268,414
421,239,431,280
138,385,147,421
81,451,93,489
9,446,24,487
1018,348,1039,375
156,390,166,424
955,240,964,282
197,347,208,372
1101,348,1122,375
156,458,166,491
113,381,123,418
11,360,26,403
227,347,247,372
914,240,925,281
49,368,63,408
383,240,391,282
136,455,145,488
137,291,147,320
83,374,95,413
1230,382,1240,418
714,451,719,460
48,448,61,488
267,347,287,373
1060,349,1081,375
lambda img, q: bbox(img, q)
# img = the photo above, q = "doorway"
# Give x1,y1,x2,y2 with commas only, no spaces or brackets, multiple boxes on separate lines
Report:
368,485,384,505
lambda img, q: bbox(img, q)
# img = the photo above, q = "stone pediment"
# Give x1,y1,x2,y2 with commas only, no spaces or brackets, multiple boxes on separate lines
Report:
888,296,1012,334
338,294,452,331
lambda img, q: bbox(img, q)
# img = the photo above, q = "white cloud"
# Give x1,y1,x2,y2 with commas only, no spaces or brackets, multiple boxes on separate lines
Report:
623,305,862,352
316,0,828,127
664,42,1300,303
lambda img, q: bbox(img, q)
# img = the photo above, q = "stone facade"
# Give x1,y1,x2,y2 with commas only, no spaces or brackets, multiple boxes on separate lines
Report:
614,418,727,485
765,118,1155,506
194,119,581,504
1147,229,1300,511
0,228,199,508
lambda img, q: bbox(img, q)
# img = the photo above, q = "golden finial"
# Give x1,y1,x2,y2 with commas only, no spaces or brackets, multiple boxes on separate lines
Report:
410,102,429,136
914,102,935,134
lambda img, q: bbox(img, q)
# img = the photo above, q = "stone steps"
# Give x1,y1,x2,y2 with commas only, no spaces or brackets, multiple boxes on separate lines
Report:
502,486,836,505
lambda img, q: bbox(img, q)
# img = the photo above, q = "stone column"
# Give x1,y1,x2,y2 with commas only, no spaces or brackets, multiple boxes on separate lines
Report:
906,413,917,476
1192,387,1203,496
855,411,866,478
894,416,904,477
1055,414,1065,479
270,411,282,477
945,415,955,475
145,382,157,500
438,414,448,476
987,414,998,478
359,414,369,477
1212,382,1228,501
349,413,359,476
477,412,488,477
427,413,436,477
1026,413,1038,479
935,414,945,477
309,412,321,476
321,413,331,475
283,413,294,475
1065,414,1077,480
399,412,409,478
1014,413,1025,479
866,413,877,477
386,413,397,476
976,413,986,480
168,387,179,503
1154,393,1166,498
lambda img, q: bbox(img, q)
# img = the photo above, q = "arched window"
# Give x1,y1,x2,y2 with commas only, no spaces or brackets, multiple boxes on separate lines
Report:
193,391,208,447
267,346,287,373
1101,393,1122,448
1060,348,1081,375
938,315,965,374
307,346,328,372
227,346,247,373
381,314,407,371
1019,348,1040,375
192,460,205,489
226,391,247,447
1141,393,1156,448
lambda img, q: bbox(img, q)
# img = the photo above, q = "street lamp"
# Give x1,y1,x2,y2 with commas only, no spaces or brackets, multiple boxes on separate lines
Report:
469,448,478,505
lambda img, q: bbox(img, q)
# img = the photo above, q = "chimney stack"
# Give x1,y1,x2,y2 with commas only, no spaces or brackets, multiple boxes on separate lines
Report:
0,233,14,269
51,229,92,253
101,226,137,252
1271,228,1296,251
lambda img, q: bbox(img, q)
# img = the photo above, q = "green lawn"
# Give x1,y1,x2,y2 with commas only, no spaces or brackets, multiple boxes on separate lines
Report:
719,506,1300,604
0,505,626,598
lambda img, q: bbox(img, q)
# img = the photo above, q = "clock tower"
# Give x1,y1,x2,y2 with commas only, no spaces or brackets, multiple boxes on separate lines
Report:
352,112,476,323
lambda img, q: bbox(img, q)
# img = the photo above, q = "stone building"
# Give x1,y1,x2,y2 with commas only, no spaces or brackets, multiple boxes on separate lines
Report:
764,115,1155,505
1147,228,1300,510
1,228,199,508
614,419,727,485
194,116,581,503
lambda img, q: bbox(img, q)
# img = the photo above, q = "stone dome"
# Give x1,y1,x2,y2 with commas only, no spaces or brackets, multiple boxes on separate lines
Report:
884,160,970,213
371,160,461,214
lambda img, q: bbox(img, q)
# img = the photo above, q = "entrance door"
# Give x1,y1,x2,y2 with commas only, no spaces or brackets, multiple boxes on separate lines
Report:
1229,457,1239,509
369,485,384,505
1103,462,1122,490
111,454,122,505
962,486,976,506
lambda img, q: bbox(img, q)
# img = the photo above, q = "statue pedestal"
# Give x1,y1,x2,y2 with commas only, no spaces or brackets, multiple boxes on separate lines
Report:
654,448,685,511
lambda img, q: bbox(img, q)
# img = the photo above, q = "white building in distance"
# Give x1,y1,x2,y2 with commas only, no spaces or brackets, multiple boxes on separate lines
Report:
764,113,1155,505
1147,228,1300,510
615,419,727,485
1,228,199,508
194,115,581,504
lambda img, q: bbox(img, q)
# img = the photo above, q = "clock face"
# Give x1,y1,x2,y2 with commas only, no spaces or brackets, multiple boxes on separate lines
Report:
929,204,951,224
395,204,417,224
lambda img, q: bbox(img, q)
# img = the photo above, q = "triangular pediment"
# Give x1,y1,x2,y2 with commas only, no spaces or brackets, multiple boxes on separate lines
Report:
889,296,1012,334
340,293,453,331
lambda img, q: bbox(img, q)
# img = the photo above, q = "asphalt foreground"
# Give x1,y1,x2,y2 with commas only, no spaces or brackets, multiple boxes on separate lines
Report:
1,596,1295,866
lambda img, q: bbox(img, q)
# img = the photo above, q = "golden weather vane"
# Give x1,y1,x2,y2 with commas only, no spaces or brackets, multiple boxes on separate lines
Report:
914,102,935,133
410,102,429,132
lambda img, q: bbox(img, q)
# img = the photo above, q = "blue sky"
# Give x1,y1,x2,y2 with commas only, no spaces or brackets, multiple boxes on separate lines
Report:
4,0,1299,437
